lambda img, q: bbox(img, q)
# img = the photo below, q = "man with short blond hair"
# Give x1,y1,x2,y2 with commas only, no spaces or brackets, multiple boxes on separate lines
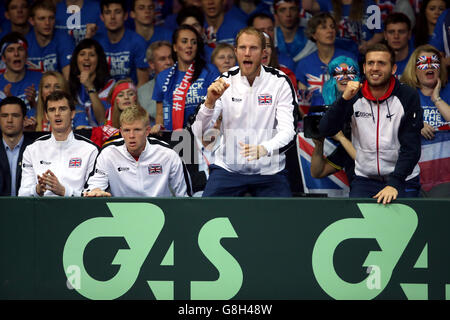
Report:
192,27,298,197
84,106,191,197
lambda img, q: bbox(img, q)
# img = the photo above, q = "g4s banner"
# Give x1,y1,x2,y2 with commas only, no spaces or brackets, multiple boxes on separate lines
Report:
62,203,243,300
0,198,449,299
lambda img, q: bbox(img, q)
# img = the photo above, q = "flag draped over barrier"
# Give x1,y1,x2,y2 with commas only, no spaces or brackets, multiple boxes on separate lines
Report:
418,130,450,192
296,133,350,197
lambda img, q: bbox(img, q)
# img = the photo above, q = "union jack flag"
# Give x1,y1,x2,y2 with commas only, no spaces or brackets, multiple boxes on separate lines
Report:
26,60,45,73
258,94,272,105
416,55,440,70
418,130,450,192
306,74,326,93
296,133,350,197
148,164,162,175
69,158,82,168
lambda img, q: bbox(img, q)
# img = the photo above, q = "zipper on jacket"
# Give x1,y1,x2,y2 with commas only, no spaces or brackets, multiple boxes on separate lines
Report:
376,99,381,177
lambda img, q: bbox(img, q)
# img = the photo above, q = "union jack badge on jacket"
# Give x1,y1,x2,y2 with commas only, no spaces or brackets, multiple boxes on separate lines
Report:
258,94,272,105
148,164,162,174
69,158,82,168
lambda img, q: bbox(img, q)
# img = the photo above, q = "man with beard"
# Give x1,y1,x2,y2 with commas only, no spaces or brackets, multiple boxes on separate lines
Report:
319,43,423,204
0,96,33,196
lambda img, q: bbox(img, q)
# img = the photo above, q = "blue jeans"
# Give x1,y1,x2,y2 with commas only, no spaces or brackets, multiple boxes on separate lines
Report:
202,165,292,197
349,175,421,198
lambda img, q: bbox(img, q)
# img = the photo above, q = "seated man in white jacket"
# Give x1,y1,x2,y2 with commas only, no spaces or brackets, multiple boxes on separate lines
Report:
19,91,99,197
84,106,191,197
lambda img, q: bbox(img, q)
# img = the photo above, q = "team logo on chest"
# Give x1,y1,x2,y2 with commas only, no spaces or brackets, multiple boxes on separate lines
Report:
69,158,82,168
258,94,272,106
148,164,163,175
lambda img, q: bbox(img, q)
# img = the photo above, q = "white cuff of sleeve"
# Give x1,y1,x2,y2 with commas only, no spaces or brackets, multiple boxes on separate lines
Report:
32,185,40,197
260,142,273,157
64,185,73,197
200,103,215,115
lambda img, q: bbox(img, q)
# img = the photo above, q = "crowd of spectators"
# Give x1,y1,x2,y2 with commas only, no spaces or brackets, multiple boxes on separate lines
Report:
0,0,448,198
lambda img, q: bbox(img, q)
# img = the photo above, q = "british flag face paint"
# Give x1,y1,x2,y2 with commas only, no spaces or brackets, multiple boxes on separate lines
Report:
332,65,357,81
416,55,440,70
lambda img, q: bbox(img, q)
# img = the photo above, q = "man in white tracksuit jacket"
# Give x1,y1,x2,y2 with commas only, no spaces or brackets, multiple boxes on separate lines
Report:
319,43,423,204
84,106,191,197
192,27,298,197
19,91,99,197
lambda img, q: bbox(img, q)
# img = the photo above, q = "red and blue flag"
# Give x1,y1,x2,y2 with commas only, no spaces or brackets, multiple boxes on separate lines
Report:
296,133,350,197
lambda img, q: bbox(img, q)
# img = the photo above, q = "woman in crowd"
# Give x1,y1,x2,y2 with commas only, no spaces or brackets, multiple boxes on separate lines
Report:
34,71,88,131
176,5,214,62
310,56,360,182
323,56,360,108
400,44,450,137
295,12,356,111
90,78,140,147
413,0,448,48
151,24,219,133
68,38,114,127
400,44,450,193
211,43,236,74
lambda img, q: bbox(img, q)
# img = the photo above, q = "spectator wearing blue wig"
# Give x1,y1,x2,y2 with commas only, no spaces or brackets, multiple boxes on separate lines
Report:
323,56,361,106
310,55,359,187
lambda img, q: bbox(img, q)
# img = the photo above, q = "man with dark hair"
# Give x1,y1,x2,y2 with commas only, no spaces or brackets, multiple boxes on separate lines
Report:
192,27,298,197
26,0,75,79
91,0,149,87
383,12,413,78
84,106,191,197
0,32,41,116
319,43,423,204
18,90,99,197
273,0,317,63
4,0,31,36
200,0,246,48
130,0,172,47
248,11,295,71
0,96,33,196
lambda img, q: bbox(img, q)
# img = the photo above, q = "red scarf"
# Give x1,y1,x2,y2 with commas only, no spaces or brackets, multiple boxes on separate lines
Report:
172,62,195,130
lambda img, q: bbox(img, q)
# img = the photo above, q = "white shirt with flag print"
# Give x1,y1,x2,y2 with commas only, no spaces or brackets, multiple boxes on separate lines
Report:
18,131,99,197
85,137,191,197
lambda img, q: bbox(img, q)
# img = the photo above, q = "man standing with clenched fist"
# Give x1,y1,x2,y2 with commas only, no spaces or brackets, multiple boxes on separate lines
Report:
192,27,298,197
320,43,423,204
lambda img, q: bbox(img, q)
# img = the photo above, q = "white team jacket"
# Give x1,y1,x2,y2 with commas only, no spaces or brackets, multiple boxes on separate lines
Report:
192,65,297,175
85,137,191,197
18,132,99,197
